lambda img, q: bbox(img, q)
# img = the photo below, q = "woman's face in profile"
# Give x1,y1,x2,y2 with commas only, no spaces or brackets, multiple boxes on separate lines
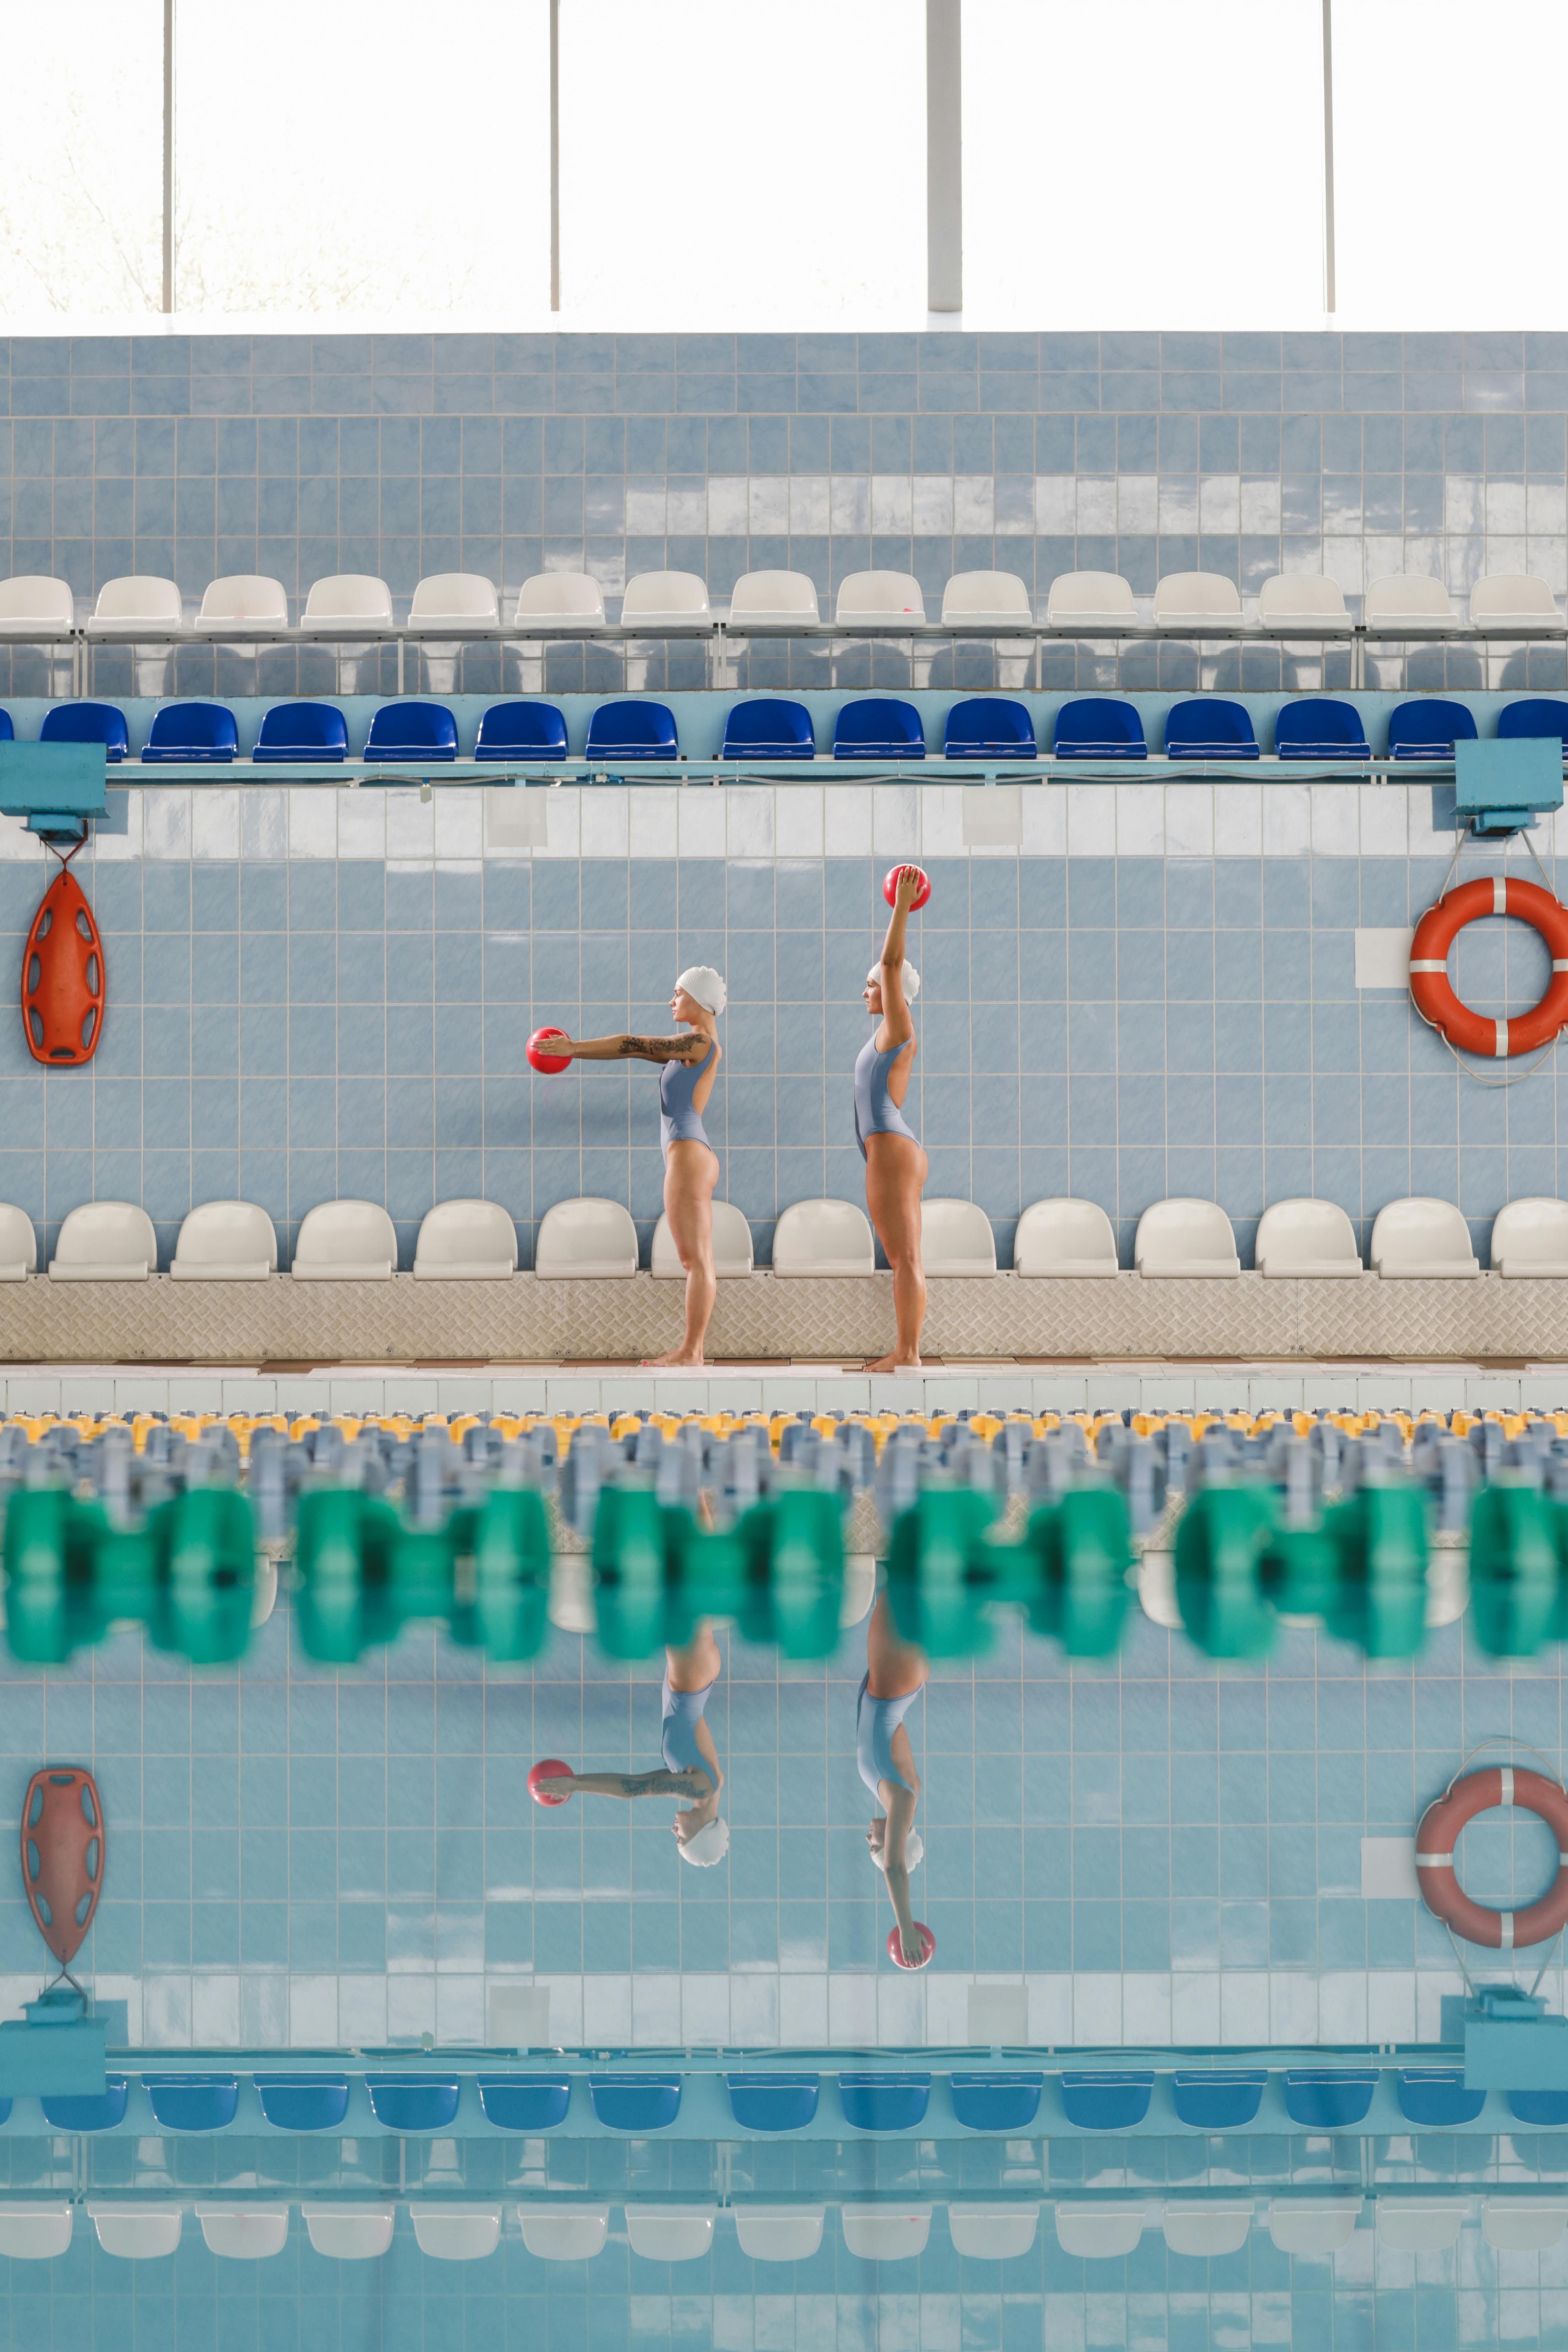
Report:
866,1817,886,1859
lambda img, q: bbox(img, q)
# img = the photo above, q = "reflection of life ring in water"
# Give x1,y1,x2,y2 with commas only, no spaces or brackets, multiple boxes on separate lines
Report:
22,1767,105,1967
1409,876,1568,1058
1415,1765,1568,1949
22,854,104,1065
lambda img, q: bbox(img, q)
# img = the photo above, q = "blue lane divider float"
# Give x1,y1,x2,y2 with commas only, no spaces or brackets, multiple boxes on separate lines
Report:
475,2077,572,2132
40,2076,127,2133
587,2076,682,2132
1058,2073,1154,2130
948,2073,1044,2132
838,2073,931,2132
252,2076,351,2132
364,2077,461,2133
1170,2071,1268,2130
142,2076,239,2133
1282,2070,1379,2129
725,2074,821,2132
1397,2069,1487,2128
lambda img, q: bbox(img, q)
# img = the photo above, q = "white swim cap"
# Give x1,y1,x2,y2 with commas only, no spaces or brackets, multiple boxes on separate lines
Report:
678,1815,729,1867
871,1829,923,1873
676,965,727,1015
867,962,919,1003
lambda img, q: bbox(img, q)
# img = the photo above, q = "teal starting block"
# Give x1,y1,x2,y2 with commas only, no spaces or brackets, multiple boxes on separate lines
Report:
0,741,108,844
1455,738,1564,839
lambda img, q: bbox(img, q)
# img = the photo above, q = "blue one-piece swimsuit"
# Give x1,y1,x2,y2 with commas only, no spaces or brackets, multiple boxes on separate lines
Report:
854,1034,918,1161
660,1039,717,1165
662,1670,719,1794
856,1674,919,1798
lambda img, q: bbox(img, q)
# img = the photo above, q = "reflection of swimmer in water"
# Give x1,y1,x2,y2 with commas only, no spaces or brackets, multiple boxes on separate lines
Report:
530,1625,728,1865
859,1589,929,1966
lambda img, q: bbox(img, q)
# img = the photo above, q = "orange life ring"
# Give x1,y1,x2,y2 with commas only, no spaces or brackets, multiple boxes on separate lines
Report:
1409,876,1568,1058
1415,1766,1568,1949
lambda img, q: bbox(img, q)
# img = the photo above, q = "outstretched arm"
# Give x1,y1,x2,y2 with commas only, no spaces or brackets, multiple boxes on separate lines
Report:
550,1033,709,1064
876,867,921,1049
532,1767,709,1800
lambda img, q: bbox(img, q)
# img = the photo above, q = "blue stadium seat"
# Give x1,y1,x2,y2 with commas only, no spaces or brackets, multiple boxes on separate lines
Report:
721,698,815,759
475,701,570,759
253,701,349,763
584,700,679,762
363,701,459,762
943,697,1038,758
1052,698,1147,759
1271,698,1372,760
1498,697,1568,746
832,697,926,760
139,702,239,763
1386,698,1478,760
1162,698,1259,760
0,711,11,742
40,701,129,763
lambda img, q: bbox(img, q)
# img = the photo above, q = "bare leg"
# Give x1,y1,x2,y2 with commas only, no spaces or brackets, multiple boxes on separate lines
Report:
864,1135,927,1370
645,1140,720,1366
865,1589,926,1699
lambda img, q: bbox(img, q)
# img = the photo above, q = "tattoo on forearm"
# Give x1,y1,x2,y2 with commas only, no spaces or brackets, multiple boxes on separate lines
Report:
621,1770,666,1793
618,1035,687,1060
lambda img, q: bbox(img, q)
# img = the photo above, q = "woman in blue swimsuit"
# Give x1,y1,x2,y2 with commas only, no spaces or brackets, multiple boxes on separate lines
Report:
859,1587,930,1967
544,965,725,1366
529,1625,727,1866
858,866,927,1370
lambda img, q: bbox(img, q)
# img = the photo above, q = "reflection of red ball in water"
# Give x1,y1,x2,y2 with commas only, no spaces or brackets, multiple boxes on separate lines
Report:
528,1758,572,1806
887,1921,935,1970
527,1028,571,1074
883,864,931,911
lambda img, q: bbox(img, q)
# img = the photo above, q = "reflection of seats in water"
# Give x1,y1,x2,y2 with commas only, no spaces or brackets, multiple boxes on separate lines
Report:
732,2208,825,2262
1162,2203,1253,2256
840,2206,931,2260
413,1200,518,1281
1013,1197,1118,1276
171,1201,278,1281
292,1199,397,1280
1374,2200,1467,2251
195,2206,291,2259
1491,1196,1568,1276
652,1201,753,1278
771,1199,875,1276
534,1198,639,1278
49,1201,157,1282
519,2206,609,2261
1254,1197,1362,1278
88,2204,183,2259
408,2206,503,2261
947,2205,1040,2258
1369,1196,1480,1278
301,2207,396,2260
920,1199,997,1276
1267,2201,1360,2255
1132,1198,1240,1277
1054,2202,1146,2258
624,2207,716,2261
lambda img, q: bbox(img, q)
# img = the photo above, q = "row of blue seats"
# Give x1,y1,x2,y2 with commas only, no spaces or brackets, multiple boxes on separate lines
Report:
4,694,1564,766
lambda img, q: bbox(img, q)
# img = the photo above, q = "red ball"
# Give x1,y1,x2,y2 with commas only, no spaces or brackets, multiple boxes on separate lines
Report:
527,1027,571,1075
887,1921,935,1970
528,1758,572,1806
884,864,931,911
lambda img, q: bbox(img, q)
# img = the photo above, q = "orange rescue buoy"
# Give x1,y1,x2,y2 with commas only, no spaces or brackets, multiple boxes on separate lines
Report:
22,1766,105,1969
22,853,104,1065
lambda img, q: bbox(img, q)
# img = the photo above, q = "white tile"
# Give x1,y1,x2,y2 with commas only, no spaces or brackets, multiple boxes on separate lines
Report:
680,1974,731,2043
191,1974,241,2047
727,787,775,858
1116,782,1164,855
1354,928,1416,989
287,786,336,859
337,1975,387,2046
383,789,434,861
830,475,870,534
536,1974,585,2047
1027,1974,1073,2043
1122,1974,1172,2044
0,813,42,862
95,792,143,862
581,1973,632,2041
534,786,581,857
433,789,484,860
877,1971,926,2045
1359,784,1409,856
677,788,726,859
1366,1972,1417,2042
191,787,240,861
1164,784,1213,857
707,476,748,536
386,1975,437,2041
1310,782,1360,855
628,788,679,859
919,785,966,857
144,786,192,859
1198,474,1241,532
1022,783,1067,855
828,1974,878,2046
1361,1836,1419,1899
824,784,874,856
1269,1973,1319,2045
1219,1972,1271,2045
580,787,630,857
1066,784,1116,856
289,1975,339,2046
778,1974,828,2045
1118,475,1158,533
1171,1973,1221,2043
1261,783,1311,855
240,787,287,860
927,1975,974,2045
1214,782,1262,856
1073,1976,1124,2045
789,477,829,535
872,784,920,856
729,1975,779,2045
747,477,789,536
1034,476,1075,534
336,786,386,859
1317,1972,1369,2041
777,786,823,858
871,475,914,535
95,1974,144,2045
435,1976,486,2043
951,476,993,534
144,1974,193,2047
1407,780,1451,859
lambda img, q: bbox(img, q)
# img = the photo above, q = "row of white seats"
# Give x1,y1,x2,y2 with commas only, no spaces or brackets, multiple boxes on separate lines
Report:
11,2192,1555,2264
1,1192,1552,1283
0,566,1555,639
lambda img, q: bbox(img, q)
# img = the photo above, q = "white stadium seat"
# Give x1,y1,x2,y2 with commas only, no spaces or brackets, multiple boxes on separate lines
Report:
1468,574,1563,633
1054,2202,1146,2258
534,1198,639,1279
834,572,927,628
0,2205,72,2258
413,1199,518,1281
1481,2198,1568,2252
49,1200,156,1282
771,1198,876,1277
0,1203,37,1283
88,2205,183,2259
1491,1196,1568,1276
408,2206,502,2261
1266,2200,1361,2255
170,1200,278,1281
196,575,289,633
195,2206,290,2259
1363,575,1460,633
652,1200,753,1278
1133,1198,1241,1278
947,2203,1040,2258
732,2207,826,2261
1374,2199,1467,2251
1152,571,1249,631
1162,2203,1253,2256
1013,1197,1118,1277
408,574,500,628
514,571,607,628
87,576,185,636
840,2206,931,2261
940,571,1033,629
1254,1198,1363,1278
300,575,395,633
625,2206,716,2261
0,576,75,635
302,2206,397,2260
921,1199,997,1276
291,1198,398,1280
1369,1197,1480,1278
1045,572,1139,630
519,2204,609,2261
1256,574,1353,635
619,571,711,629
727,570,820,627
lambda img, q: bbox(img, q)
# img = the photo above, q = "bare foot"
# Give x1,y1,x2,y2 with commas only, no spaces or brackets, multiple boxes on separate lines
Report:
863,1351,922,1373
642,1349,706,1368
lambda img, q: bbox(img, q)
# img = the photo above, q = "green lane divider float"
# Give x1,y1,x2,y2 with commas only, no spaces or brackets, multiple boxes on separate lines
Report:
591,1485,845,1661
883,1482,1133,1660
1174,1480,1431,1661
5,1485,256,1668
293,1485,553,1666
